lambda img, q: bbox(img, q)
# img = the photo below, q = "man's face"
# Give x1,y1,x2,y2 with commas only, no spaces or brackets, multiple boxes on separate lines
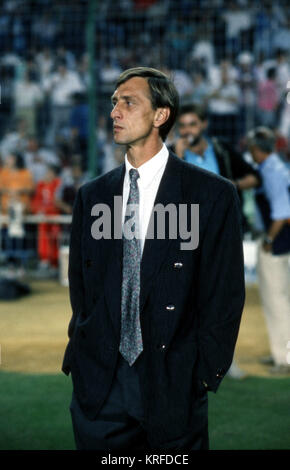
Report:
110,77,157,146
178,113,207,146
248,144,260,163
27,138,38,152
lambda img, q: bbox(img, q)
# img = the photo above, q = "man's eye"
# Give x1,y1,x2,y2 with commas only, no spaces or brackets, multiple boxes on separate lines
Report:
126,101,132,106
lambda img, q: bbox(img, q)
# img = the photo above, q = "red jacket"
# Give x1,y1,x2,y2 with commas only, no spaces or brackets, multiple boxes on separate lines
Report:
31,178,61,215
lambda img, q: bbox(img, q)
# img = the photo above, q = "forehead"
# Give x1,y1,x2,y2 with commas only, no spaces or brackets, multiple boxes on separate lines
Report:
179,112,201,123
112,76,151,100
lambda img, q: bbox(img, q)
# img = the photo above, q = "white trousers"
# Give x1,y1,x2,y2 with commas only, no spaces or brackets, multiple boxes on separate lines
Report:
257,240,290,365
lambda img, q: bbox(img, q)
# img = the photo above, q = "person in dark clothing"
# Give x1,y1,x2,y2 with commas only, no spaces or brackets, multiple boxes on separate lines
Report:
172,103,261,233
62,67,245,451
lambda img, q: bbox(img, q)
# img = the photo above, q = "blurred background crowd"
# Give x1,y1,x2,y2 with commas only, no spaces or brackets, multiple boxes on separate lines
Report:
0,0,289,280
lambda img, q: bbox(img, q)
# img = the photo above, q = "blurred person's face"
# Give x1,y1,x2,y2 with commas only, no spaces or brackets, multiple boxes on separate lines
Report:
58,65,66,75
6,154,16,169
240,63,250,71
221,68,229,84
177,113,207,146
248,144,262,163
27,138,38,152
110,77,164,146
45,168,56,182
72,166,82,179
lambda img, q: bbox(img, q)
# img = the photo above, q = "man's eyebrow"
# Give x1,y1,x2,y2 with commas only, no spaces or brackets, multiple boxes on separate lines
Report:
111,94,137,103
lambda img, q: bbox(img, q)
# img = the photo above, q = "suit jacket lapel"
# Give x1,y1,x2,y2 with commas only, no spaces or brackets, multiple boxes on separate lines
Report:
140,152,183,314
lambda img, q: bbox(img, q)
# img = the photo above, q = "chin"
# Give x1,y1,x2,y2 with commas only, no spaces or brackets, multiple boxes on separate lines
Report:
114,137,126,145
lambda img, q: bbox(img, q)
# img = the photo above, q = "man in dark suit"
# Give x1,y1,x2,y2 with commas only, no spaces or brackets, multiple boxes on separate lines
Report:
62,67,245,451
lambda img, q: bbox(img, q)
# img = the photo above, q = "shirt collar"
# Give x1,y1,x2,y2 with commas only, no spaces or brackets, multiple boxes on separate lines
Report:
185,138,212,158
258,152,276,171
124,143,169,189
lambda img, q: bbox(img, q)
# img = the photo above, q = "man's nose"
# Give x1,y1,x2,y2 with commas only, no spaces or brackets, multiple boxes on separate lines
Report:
111,104,122,120
181,127,192,134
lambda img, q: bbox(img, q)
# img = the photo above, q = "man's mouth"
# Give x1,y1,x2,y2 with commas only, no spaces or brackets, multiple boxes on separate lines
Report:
113,125,123,132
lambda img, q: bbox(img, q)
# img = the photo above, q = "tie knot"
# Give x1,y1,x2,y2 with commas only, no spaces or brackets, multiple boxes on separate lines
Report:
129,168,140,185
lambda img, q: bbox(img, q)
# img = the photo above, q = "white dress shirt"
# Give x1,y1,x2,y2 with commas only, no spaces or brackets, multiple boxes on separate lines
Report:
122,143,169,255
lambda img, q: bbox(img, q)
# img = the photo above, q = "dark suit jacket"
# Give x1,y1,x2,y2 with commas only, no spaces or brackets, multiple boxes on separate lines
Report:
62,151,245,446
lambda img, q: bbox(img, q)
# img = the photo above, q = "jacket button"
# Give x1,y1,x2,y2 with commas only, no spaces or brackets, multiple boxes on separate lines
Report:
173,262,183,269
216,368,225,378
85,259,92,267
166,304,175,311
157,344,166,351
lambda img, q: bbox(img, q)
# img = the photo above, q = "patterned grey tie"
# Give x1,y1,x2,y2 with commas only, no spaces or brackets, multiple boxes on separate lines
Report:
119,168,143,366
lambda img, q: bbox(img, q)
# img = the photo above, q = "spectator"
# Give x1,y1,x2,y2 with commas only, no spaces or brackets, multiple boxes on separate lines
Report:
77,52,90,89
247,127,290,375
207,59,241,147
100,58,122,92
279,98,290,143
274,48,290,99
0,63,16,138
236,52,257,134
31,11,59,49
55,161,88,216
165,15,195,69
23,135,59,183
273,18,290,61
172,103,261,233
190,31,215,73
171,69,194,100
253,2,276,58
55,160,89,244
31,164,62,272
14,69,43,135
0,152,34,269
0,151,34,215
183,68,210,106
69,92,89,170
55,45,76,71
222,2,253,57
35,46,54,81
43,58,84,145
0,118,28,159
256,67,279,129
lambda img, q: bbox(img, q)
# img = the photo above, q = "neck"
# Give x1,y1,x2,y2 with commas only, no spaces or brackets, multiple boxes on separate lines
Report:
259,152,271,164
126,138,164,168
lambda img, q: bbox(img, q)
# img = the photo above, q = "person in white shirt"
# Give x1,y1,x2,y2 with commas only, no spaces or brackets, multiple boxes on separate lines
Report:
23,136,59,183
14,70,43,135
43,59,84,145
62,67,245,451
207,59,241,147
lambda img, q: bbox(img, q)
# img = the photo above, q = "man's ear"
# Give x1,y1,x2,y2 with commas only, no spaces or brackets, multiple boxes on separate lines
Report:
154,107,170,129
